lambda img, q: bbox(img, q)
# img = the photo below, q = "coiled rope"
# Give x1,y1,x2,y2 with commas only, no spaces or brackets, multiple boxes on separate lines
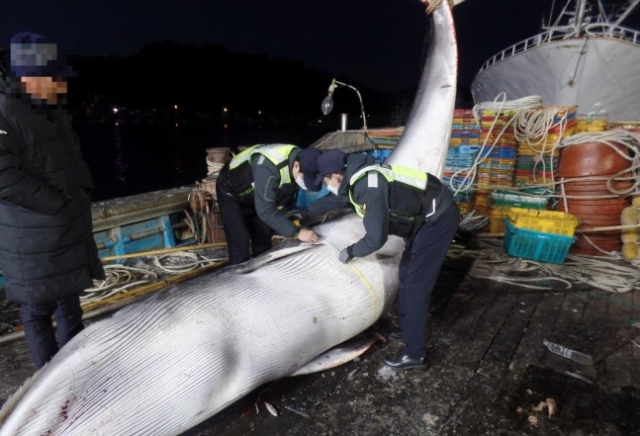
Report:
450,93,543,196
152,251,223,273
558,130,640,197
448,239,640,294
513,105,571,186
81,265,158,304
206,159,225,177
81,251,224,304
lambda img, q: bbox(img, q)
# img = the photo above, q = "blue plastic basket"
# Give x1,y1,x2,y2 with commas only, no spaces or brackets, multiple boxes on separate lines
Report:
503,220,575,264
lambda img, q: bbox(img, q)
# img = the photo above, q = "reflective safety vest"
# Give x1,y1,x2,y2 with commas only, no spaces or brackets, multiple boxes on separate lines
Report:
224,144,298,204
348,164,430,237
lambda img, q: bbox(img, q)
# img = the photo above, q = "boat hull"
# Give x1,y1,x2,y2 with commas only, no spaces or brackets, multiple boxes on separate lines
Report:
471,37,640,122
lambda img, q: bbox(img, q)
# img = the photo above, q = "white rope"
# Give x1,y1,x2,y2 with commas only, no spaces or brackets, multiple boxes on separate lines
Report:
206,159,225,177
513,105,570,186
558,130,640,196
152,251,223,273
454,99,640,204
183,207,207,244
471,93,543,123
449,239,640,294
458,210,490,232
81,265,158,304
80,252,224,304
450,94,543,196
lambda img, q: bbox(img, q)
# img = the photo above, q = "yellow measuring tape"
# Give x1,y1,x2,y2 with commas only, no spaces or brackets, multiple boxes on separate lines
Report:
346,261,379,316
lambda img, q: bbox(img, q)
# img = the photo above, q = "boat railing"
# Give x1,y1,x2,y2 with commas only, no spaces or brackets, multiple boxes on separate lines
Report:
583,22,640,41
477,23,640,75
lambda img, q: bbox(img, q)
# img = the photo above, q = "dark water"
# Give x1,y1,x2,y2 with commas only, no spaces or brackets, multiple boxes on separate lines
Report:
75,122,329,202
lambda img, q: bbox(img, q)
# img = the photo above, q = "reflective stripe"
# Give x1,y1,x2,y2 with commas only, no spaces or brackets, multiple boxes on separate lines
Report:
348,164,428,217
229,144,297,188
367,173,378,188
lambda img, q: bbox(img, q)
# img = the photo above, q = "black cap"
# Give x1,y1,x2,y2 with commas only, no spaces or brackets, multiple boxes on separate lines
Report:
314,150,347,186
297,147,323,192
10,32,75,78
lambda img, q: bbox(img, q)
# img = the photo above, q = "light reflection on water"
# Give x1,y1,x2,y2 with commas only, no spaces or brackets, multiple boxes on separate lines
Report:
76,123,327,202
113,124,127,189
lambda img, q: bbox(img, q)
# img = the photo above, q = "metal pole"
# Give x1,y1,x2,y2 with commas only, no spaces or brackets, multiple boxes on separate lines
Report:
575,0,587,37
341,113,348,131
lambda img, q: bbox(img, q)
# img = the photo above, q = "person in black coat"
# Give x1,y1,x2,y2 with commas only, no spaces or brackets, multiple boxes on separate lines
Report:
0,32,105,368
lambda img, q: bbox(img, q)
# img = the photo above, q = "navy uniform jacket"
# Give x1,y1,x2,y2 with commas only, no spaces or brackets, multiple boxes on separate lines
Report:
305,153,389,256
249,148,301,238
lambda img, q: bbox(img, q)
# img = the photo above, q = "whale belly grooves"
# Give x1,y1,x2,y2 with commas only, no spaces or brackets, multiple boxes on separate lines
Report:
0,1,459,434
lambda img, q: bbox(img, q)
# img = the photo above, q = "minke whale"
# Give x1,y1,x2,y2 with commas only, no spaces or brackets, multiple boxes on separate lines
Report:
0,1,462,434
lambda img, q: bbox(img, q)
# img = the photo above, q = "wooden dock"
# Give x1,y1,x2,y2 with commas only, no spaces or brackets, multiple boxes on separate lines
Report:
1,241,638,435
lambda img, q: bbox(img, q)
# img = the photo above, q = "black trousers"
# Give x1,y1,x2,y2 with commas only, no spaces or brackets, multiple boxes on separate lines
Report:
397,202,460,359
19,294,84,369
217,188,272,265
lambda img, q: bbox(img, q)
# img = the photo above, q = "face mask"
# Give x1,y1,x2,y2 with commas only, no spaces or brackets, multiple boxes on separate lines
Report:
295,176,307,190
327,184,339,196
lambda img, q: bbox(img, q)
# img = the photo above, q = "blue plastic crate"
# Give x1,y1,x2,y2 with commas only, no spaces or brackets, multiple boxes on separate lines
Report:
447,145,479,154
503,220,575,264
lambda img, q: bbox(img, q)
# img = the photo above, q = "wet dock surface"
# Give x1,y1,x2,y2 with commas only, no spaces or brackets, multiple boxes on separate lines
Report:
1,241,639,435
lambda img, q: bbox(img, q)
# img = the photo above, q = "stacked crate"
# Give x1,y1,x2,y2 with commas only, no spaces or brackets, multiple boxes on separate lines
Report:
444,109,480,213
474,109,518,215
575,115,608,133
487,188,551,233
514,106,577,188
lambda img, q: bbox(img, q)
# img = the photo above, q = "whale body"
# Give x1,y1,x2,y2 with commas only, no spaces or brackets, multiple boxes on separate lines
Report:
0,1,458,434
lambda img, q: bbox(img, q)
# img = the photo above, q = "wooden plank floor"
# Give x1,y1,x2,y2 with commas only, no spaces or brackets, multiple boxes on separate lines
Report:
180,246,640,436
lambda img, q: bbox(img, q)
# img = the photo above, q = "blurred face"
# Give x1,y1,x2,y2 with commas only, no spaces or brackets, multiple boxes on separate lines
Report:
323,173,342,195
291,161,303,180
20,76,68,104
291,161,308,190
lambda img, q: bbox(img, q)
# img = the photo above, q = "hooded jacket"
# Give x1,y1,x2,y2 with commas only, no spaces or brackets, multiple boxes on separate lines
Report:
0,85,105,305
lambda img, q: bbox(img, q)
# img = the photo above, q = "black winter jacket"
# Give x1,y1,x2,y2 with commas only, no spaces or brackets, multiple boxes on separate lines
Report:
0,87,105,305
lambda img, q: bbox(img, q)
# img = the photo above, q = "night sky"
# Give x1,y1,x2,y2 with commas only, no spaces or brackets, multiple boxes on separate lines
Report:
2,0,638,91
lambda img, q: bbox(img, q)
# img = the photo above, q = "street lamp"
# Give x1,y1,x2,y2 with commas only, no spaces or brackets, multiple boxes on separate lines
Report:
320,78,368,131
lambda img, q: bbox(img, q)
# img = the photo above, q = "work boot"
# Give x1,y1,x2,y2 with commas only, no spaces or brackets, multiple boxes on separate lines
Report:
386,330,404,342
382,351,427,371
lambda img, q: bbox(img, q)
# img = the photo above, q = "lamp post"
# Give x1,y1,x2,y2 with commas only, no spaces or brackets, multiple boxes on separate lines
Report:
321,78,368,131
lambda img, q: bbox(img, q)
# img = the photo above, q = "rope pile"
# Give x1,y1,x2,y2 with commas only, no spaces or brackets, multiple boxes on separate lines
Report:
451,94,543,197
558,130,640,197
454,94,640,199
448,239,640,294
206,159,225,177
81,265,158,304
81,251,224,304
152,251,223,273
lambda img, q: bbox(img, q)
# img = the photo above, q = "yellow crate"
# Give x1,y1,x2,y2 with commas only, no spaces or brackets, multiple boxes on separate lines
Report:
504,207,579,236
575,117,608,133
487,207,510,233
481,109,517,117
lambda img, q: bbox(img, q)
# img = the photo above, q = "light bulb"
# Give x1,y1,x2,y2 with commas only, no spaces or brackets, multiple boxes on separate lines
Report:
321,96,334,115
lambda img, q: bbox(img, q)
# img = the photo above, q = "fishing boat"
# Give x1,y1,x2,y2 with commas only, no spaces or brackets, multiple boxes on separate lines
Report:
471,0,640,122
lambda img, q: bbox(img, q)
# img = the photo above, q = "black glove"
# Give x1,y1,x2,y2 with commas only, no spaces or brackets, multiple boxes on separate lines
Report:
338,246,354,264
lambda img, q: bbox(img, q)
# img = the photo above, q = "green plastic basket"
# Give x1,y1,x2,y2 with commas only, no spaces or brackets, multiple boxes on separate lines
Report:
503,220,575,264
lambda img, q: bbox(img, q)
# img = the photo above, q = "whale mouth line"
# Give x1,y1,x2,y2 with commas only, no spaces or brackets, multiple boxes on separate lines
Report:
228,243,321,274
